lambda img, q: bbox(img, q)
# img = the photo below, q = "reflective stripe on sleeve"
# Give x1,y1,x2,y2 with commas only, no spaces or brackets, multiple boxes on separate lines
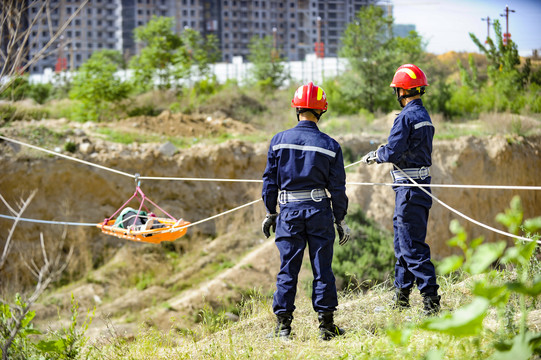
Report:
414,121,434,130
272,143,336,158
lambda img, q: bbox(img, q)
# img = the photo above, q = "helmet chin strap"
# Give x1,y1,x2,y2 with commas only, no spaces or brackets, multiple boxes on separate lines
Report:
395,87,425,108
296,108,326,121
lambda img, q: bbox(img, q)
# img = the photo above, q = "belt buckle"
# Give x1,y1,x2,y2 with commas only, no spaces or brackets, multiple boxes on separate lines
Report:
419,167,429,180
278,190,287,205
310,189,323,202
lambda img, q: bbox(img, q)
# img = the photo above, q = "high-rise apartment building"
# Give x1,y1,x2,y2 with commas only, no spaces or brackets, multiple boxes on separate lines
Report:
27,0,123,74
23,0,379,74
212,0,378,62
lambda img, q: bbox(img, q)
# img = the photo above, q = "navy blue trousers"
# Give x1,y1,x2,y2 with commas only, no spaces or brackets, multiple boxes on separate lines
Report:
272,206,338,315
393,182,439,296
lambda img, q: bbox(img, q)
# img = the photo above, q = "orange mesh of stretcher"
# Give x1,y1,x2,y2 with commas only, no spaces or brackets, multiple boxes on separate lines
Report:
97,180,190,244
97,217,190,244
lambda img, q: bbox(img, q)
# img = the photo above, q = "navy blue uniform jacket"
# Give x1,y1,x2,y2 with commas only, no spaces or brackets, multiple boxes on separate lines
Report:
262,120,348,222
375,99,434,168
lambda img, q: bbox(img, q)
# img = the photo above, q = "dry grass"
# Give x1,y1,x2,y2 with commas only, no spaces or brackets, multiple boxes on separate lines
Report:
87,269,541,360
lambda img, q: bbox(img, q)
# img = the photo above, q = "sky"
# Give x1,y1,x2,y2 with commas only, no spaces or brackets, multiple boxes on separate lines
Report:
390,0,541,56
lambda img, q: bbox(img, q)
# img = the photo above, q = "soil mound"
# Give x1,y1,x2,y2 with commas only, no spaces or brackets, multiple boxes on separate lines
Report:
115,110,256,138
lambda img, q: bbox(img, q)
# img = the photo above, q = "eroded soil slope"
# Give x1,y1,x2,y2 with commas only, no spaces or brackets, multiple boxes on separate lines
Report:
1,114,540,338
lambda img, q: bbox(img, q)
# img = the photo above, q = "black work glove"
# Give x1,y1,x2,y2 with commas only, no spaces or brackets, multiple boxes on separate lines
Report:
335,220,351,246
262,213,278,238
361,150,377,165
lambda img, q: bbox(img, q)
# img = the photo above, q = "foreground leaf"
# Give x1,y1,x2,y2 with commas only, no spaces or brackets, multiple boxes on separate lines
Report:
420,298,489,337
491,331,541,360
437,255,463,275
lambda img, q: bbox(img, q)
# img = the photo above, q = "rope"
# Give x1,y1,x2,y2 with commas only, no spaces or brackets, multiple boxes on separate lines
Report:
346,182,541,190
139,176,262,183
2,135,540,190
0,135,134,178
0,214,96,227
0,200,263,230
170,199,262,230
1,135,539,244
391,165,541,245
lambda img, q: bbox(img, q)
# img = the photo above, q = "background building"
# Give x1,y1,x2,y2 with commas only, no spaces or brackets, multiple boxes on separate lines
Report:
23,0,403,75
27,0,123,74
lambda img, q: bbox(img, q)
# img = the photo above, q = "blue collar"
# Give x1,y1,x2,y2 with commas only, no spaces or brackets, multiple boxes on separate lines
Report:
404,98,423,109
296,120,319,128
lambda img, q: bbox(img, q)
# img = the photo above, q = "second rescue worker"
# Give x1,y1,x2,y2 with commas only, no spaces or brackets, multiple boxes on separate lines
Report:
262,82,350,340
361,64,441,316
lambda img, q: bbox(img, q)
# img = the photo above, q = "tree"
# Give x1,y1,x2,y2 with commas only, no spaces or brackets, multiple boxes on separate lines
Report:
181,28,221,79
129,16,183,92
0,0,89,95
339,5,425,113
469,19,526,100
247,35,288,91
448,19,541,114
69,50,131,121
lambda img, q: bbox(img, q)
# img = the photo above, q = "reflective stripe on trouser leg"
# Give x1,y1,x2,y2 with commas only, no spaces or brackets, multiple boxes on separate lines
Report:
273,207,338,314
392,186,439,295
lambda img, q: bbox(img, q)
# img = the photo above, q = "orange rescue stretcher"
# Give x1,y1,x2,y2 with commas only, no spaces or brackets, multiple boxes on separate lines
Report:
97,178,190,244
97,217,190,244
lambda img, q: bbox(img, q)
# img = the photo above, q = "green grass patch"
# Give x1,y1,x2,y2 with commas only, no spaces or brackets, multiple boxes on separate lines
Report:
14,125,65,147
94,127,190,148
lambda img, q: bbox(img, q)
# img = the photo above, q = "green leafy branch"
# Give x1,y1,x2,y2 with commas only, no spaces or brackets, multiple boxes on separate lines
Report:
388,196,541,359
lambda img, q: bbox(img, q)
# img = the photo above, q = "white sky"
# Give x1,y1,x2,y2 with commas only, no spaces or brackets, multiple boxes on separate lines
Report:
390,0,541,56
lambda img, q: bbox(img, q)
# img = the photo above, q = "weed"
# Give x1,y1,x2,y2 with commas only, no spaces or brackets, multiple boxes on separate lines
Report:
64,141,77,153
333,204,395,290
134,271,155,291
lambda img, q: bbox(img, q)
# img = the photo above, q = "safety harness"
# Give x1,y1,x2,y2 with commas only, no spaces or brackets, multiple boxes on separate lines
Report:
391,166,431,181
278,189,329,204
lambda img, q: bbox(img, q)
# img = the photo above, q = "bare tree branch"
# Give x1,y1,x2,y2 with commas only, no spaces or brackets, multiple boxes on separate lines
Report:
0,191,73,360
0,192,17,215
0,0,89,95
0,190,36,270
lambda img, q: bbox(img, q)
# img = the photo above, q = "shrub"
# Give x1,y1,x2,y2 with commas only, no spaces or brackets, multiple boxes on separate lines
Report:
28,82,53,104
0,104,17,123
126,105,160,117
0,103,50,123
333,204,395,290
0,76,31,101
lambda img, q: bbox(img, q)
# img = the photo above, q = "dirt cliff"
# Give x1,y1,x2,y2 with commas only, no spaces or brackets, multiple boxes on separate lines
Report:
2,124,540,266
1,116,540,337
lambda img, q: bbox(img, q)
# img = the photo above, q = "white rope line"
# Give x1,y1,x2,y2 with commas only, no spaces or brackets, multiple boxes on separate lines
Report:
345,159,364,169
0,200,263,229
2,135,540,190
139,176,262,183
391,165,541,245
1,135,539,244
169,199,262,230
0,214,97,227
0,135,134,178
346,182,541,190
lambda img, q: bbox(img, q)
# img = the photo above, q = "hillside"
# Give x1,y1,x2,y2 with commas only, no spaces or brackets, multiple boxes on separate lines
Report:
1,111,541,354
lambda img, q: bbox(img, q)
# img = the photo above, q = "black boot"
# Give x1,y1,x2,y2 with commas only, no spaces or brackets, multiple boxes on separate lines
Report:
422,294,441,316
318,312,345,341
267,312,293,339
392,288,411,310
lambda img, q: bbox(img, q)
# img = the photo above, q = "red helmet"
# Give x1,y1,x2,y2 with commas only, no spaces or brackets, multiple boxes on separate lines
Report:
390,64,428,89
291,82,328,110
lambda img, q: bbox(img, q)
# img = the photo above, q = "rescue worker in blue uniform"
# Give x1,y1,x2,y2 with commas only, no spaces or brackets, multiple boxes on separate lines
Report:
262,82,351,340
361,64,441,315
